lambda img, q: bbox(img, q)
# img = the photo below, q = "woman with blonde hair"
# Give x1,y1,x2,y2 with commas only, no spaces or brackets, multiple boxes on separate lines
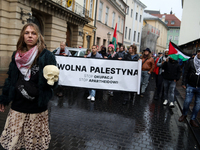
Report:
0,23,57,150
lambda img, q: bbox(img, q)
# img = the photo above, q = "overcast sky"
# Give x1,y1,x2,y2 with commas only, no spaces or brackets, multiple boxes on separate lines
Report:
140,0,183,20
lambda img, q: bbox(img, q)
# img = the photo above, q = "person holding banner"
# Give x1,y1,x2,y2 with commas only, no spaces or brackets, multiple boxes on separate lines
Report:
114,45,126,60
140,48,155,97
87,45,103,101
104,44,116,59
123,45,140,104
0,23,57,150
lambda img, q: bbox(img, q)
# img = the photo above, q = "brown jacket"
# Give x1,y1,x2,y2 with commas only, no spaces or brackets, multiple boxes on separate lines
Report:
142,57,155,73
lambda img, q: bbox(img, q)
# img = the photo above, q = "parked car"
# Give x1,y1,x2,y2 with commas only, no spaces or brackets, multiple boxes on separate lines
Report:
52,47,87,57
67,47,87,57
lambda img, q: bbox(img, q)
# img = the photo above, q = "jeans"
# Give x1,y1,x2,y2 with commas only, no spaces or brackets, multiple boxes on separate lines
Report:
163,79,176,102
182,85,200,120
141,71,150,93
89,89,96,97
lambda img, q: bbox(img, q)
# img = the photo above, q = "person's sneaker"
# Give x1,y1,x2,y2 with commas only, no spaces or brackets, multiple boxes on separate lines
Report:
169,102,174,108
87,95,91,99
91,97,95,101
163,100,168,105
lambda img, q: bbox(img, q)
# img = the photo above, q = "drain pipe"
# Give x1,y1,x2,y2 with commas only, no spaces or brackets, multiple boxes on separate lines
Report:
93,0,98,45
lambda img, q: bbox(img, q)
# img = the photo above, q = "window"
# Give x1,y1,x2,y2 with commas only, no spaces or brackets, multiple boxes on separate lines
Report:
89,0,93,18
117,16,120,31
171,21,175,24
103,39,106,46
174,36,179,41
169,36,173,40
176,29,179,33
125,27,127,39
139,15,142,22
83,0,86,14
105,7,109,25
135,12,138,20
131,9,133,17
98,2,103,21
121,19,124,32
128,28,131,40
170,30,173,33
112,12,115,28
137,32,140,42
165,21,168,24
127,7,129,15
133,31,136,41
97,37,100,46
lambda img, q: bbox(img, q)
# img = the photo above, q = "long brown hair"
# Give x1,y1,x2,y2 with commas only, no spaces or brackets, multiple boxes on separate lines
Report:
129,45,137,54
16,23,45,64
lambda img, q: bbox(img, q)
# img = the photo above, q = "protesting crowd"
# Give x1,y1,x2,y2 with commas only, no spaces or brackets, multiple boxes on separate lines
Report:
0,22,200,150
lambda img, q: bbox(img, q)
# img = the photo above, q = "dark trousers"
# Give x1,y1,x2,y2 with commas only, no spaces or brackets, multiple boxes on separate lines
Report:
155,74,163,97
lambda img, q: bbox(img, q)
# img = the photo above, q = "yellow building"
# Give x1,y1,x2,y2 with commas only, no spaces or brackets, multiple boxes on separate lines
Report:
76,0,97,49
143,13,168,53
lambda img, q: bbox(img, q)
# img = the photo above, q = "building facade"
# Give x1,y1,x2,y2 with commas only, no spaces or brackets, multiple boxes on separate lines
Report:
150,12,181,48
179,0,200,46
0,0,90,70
143,12,168,54
95,0,127,49
123,0,146,53
76,0,97,49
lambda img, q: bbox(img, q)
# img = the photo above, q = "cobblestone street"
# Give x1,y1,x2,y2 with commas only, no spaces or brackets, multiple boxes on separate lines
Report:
0,76,199,150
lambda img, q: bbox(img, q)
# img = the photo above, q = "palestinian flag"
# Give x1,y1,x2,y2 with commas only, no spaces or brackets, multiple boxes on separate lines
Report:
112,23,118,51
169,41,190,61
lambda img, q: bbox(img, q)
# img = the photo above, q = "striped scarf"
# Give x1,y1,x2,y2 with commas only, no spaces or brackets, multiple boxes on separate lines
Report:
194,55,200,75
15,46,38,81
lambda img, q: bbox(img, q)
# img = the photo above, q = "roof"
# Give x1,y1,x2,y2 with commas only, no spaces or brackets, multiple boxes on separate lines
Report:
144,10,160,14
150,14,181,27
143,12,169,30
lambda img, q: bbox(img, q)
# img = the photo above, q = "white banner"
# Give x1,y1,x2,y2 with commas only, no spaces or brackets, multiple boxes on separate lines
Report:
55,56,142,94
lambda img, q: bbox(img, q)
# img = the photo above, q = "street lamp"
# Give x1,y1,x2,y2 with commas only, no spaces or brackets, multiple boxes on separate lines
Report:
107,32,111,46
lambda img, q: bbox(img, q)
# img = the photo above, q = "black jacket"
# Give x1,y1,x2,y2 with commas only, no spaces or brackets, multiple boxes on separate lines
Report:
114,51,126,60
124,53,140,61
182,58,200,87
0,49,58,110
162,58,181,81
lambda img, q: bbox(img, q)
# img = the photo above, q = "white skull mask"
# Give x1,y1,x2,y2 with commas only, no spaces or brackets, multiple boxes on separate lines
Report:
43,65,60,85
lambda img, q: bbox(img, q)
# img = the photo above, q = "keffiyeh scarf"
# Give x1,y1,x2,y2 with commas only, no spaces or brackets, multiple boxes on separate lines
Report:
15,46,38,81
194,55,200,75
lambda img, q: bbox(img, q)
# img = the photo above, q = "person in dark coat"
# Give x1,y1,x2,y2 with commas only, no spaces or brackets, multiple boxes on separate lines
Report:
178,50,200,127
162,57,181,107
0,23,57,150
114,45,126,60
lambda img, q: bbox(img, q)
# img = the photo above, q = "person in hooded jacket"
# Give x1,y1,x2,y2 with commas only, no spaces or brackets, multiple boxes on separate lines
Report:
99,46,108,58
162,57,181,107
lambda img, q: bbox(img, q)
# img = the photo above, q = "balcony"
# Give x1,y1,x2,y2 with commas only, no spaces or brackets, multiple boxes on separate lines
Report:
52,0,89,18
